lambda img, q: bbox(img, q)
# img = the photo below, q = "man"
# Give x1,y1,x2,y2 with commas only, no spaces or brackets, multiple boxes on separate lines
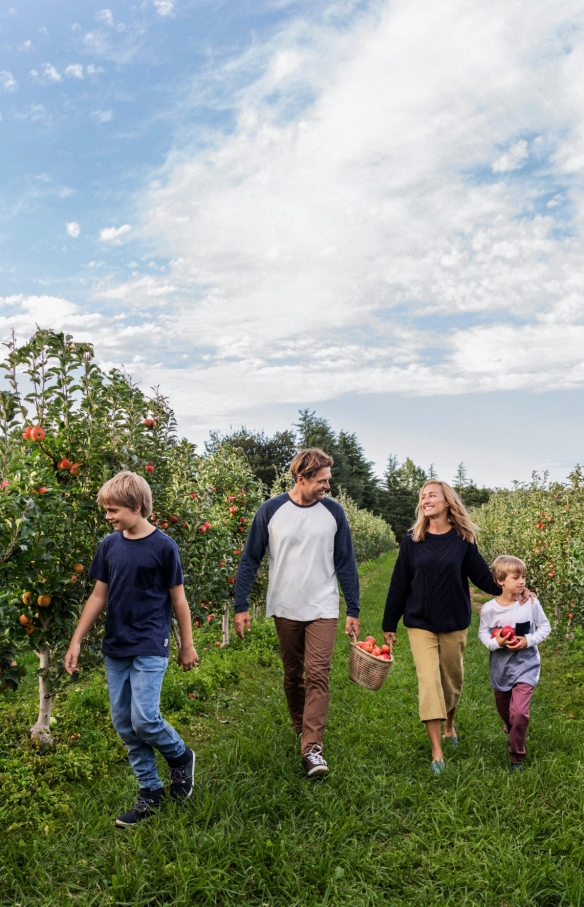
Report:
234,447,360,777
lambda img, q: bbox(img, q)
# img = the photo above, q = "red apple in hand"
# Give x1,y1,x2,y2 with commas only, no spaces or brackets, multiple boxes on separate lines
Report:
501,625,515,640
491,628,500,638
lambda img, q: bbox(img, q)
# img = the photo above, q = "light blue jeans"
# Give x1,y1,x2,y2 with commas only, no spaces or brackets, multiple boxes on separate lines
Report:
105,655,186,791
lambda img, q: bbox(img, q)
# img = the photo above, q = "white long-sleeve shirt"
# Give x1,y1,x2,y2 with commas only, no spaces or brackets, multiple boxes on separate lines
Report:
478,597,551,690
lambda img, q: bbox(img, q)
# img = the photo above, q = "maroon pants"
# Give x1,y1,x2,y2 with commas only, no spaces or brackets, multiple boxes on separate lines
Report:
493,683,535,763
273,617,338,756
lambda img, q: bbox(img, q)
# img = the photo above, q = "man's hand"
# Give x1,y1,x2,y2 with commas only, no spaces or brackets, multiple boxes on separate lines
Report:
64,642,81,675
383,631,397,646
178,643,199,671
234,610,251,640
345,616,360,638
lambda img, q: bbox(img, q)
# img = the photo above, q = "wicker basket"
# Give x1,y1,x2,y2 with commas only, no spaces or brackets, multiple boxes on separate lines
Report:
348,634,393,690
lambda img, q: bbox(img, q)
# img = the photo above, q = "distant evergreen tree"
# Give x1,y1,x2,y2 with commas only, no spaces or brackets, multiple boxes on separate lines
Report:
380,455,427,541
206,427,297,494
294,411,382,510
452,461,491,509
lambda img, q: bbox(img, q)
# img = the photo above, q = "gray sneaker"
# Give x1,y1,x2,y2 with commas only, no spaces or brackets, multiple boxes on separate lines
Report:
115,787,165,827
168,746,195,800
302,744,328,777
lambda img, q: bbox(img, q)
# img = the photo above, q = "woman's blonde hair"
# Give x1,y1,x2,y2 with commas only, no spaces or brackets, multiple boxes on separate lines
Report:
411,480,478,543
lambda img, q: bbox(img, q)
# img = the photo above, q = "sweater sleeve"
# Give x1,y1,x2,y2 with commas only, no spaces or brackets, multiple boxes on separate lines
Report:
332,507,360,617
525,599,552,648
382,536,412,632
463,542,502,597
234,505,270,614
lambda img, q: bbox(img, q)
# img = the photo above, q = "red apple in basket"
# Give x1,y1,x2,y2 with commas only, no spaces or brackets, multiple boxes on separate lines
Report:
380,653,391,661
380,644,391,655
364,636,376,645
362,641,374,654
372,646,382,657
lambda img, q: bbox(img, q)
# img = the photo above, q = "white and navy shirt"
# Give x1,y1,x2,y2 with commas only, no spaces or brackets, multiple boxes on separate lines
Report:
234,493,359,621
478,597,551,691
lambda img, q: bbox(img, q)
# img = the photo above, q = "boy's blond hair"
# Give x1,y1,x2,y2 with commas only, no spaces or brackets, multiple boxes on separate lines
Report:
97,471,153,518
491,555,526,582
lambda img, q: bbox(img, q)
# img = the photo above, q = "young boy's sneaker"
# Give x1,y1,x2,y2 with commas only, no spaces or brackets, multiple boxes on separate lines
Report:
168,746,195,800
302,744,328,777
115,787,165,827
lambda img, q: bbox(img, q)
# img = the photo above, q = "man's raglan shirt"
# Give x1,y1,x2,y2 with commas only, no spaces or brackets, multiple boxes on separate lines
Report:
89,528,184,658
234,493,360,621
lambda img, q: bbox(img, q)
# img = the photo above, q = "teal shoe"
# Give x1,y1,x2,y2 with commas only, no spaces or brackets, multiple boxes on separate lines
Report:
443,735,459,748
431,760,446,774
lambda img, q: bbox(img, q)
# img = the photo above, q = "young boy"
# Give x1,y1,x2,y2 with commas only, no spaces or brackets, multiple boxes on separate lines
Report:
478,555,551,770
64,471,198,827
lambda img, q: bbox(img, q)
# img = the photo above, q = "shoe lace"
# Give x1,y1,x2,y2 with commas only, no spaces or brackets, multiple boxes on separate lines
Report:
170,766,187,784
133,795,155,811
306,745,326,765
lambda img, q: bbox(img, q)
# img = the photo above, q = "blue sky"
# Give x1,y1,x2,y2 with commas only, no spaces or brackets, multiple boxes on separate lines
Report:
2,0,584,487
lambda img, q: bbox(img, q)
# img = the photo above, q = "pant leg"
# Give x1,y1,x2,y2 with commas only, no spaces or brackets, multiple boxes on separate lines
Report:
130,656,186,765
301,618,338,754
105,656,163,792
436,629,468,714
507,683,534,763
407,628,446,721
493,688,512,732
274,617,306,735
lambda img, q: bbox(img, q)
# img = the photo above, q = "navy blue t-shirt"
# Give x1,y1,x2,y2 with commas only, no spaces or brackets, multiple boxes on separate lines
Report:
89,528,184,658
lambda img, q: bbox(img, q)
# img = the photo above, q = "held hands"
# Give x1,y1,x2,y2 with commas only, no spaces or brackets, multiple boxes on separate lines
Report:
178,643,199,671
234,610,251,640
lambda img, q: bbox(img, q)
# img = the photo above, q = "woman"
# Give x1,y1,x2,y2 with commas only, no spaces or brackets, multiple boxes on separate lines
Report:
382,480,502,773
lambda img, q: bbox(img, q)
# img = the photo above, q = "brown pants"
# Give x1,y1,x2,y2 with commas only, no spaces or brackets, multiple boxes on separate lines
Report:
273,617,338,755
407,627,468,722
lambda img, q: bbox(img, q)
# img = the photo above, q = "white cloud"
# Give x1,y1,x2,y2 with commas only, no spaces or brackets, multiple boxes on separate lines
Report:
93,108,113,122
19,40,33,52
99,224,132,244
492,139,529,172
106,0,584,424
0,70,17,91
153,0,175,16
31,63,62,84
96,9,115,27
64,64,84,79
66,222,81,238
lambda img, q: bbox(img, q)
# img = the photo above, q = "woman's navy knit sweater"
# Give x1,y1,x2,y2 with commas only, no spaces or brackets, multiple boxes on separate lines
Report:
382,528,501,634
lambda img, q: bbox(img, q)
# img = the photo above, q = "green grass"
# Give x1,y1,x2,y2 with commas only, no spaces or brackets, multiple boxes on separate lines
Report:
2,549,584,906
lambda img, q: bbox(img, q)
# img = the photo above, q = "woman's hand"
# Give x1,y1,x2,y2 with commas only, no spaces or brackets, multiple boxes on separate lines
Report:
384,631,396,646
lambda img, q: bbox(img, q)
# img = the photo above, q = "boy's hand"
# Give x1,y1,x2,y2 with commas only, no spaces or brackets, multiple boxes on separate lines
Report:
494,630,509,647
506,635,527,650
64,642,81,675
178,644,198,671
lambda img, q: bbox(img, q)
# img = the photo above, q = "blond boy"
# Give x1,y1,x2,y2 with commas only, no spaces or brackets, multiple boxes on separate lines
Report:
478,555,551,769
64,472,198,826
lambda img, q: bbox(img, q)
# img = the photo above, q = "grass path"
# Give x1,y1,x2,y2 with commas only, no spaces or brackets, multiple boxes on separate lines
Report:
3,550,584,906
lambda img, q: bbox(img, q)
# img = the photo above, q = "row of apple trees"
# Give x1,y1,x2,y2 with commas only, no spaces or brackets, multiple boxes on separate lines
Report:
0,329,265,741
471,470,584,628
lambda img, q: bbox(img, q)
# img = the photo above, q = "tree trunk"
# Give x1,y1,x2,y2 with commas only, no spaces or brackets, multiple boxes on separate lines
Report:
221,604,230,647
29,646,53,746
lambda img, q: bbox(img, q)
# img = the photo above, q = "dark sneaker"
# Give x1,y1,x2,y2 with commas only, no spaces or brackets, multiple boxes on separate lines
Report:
302,744,328,777
509,762,525,772
169,746,195,800
115,788,164,827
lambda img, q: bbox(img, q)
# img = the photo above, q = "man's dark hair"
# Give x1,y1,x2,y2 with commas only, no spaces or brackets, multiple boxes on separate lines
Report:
290,448,333,481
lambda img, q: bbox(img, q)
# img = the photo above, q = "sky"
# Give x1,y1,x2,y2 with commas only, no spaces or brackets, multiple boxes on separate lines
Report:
1,0,584,488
